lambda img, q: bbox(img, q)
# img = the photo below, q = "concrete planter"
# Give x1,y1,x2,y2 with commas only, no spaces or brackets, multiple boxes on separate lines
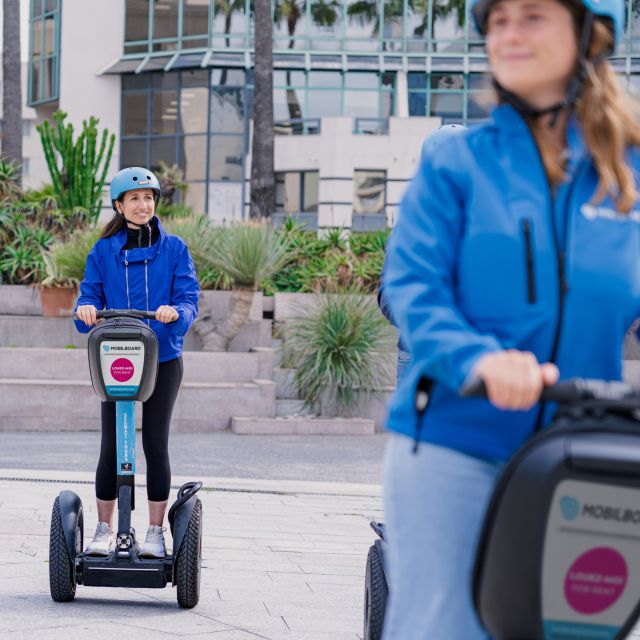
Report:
200,290,263,321
40,285,78,317
273,292,378,321
0,285,43,315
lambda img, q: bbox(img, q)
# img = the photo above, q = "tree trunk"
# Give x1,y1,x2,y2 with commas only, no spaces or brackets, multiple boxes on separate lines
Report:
2,0,22,183
192,290,256,351
250,0,275,220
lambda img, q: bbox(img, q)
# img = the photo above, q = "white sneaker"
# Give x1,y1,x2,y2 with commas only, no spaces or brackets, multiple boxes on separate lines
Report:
85,522,113,556
139,525,167,558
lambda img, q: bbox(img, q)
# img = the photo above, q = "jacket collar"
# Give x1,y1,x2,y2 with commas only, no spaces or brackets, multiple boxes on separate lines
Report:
491,104,588,174
110,216,167,262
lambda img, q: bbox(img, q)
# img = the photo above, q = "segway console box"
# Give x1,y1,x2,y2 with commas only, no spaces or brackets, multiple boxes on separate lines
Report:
466,379,640,640
49,309,203,608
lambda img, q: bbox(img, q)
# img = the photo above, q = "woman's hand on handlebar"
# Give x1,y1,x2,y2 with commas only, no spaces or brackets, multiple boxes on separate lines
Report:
472,350,559,411
156,305,179,324
76,304,99,327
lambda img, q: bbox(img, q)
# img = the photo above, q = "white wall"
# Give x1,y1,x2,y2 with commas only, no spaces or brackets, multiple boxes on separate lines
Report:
244,115,441,228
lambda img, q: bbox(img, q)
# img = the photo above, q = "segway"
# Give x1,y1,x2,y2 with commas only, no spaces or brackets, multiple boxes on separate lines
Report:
49,309,203,608
364,378,640,640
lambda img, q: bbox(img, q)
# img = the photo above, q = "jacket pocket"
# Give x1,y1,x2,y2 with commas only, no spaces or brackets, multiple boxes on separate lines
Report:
521,218,537,304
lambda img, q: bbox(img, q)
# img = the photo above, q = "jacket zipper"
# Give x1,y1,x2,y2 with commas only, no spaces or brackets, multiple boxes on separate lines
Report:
521,218,536,304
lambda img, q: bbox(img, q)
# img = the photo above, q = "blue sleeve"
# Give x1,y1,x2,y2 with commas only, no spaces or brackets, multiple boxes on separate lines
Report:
382,138,502,392
73,242,106,334
377,284,397,328
168,239,200,337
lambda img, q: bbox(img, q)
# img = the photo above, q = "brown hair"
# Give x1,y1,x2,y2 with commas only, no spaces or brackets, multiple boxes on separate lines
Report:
100,207,125,239
530,17,640,213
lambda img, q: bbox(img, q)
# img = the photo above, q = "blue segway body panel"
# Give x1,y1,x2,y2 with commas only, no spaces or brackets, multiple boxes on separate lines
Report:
87,315,158,402
472,406,640,640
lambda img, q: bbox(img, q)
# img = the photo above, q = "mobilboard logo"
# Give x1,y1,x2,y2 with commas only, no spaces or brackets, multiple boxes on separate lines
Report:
560,496,580,521
102,344,110,352
106,345,142,351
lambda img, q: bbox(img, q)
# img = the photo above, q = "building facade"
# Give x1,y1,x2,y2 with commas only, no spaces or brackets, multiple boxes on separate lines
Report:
19,0,640,227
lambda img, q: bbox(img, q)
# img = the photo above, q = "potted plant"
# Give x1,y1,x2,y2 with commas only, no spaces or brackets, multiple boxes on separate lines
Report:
39,227,100,317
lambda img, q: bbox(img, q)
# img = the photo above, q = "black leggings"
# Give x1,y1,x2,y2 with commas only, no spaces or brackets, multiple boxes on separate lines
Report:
96,356,183,502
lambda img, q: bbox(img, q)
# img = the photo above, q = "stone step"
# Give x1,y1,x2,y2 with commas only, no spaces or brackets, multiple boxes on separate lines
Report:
0,378,276,432
275,399,314,417
0,314,272,352
0,347,275,384
231,416,375,435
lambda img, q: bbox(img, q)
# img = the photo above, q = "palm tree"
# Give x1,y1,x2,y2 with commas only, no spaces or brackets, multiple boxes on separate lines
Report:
2,0,22,185
215,0,247,48
250,0,275,219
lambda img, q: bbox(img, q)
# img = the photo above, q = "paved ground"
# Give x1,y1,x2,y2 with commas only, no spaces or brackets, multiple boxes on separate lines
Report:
0,431,388,484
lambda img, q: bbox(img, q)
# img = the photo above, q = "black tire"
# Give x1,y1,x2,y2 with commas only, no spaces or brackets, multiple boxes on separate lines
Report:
49,496,79,602
175,498,202,609
364,543,388,640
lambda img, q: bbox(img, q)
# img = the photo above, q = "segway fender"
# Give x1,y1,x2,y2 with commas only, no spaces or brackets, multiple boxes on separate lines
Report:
171,495,198,582
57,490,83,560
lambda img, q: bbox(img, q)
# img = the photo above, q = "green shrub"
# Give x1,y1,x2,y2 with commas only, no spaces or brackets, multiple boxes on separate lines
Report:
40,227,101,287
285,293,394,410
0,225,53,283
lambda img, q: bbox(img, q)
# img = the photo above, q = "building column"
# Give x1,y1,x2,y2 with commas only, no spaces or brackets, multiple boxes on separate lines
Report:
395,70,409,118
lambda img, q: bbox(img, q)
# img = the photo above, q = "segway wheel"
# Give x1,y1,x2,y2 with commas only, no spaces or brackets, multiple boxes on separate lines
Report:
364,543,388,640
49,497,77,602
175,498,202,609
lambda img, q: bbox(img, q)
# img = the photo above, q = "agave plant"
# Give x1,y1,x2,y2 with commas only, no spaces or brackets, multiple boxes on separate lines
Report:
189,222,290,350
40,227,101,287
0,157,22,202
0,225,53,283
285,293,395,411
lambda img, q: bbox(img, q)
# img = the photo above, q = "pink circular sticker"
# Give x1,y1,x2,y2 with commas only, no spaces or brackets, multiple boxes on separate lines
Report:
564,547,627,615
110,358,134,383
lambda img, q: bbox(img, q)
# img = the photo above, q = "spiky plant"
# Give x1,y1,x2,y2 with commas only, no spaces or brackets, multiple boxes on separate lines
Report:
40,227,101,287
285,293,394,411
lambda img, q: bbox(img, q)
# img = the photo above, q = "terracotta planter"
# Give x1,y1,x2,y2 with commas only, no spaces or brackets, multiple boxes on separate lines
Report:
40,285,78,317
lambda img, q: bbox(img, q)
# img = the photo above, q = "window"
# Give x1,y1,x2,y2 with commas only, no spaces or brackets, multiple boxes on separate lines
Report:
275,171,319,213
354,170,386,214
28,0,60,105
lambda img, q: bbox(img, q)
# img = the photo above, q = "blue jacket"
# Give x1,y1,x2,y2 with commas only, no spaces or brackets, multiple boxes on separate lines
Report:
383,104,640,463
74,217,199,363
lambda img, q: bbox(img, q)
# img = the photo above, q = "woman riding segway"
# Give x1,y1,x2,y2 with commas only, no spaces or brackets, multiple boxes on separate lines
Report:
74,167,199,559
381,1,640,638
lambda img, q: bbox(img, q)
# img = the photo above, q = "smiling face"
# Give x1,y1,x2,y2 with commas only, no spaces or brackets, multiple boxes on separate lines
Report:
486,0,579,109
116,188,156,226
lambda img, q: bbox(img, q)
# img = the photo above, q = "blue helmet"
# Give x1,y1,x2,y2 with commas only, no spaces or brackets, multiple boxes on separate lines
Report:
425,124,467,152
110,167,162,211
471,0,625,50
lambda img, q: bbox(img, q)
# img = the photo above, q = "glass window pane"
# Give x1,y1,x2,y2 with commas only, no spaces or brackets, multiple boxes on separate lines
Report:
344,90,379,117
382,0,403,51
345,72,378,89
153,0,179,39
274,0,308,50
182,68,209,87
432,1,465,52
273,70,305,87
468,73,488,90
150,137,178,171
308,71,342,88
406,0,428,49
44,16,55,55
34,0,43,17
123,92,149,135
210,87,245,133
209,135,244,181
302,172,319,211
125,0,150,42
183,0,209,37
122,73,149,90
32,19,43,56
121,139,148,168
273,88,304,121
30,62,41,102
183,181,206,213
180,86,209,133
345,0,380,51
44,57,54,98
631,11,640,53
431,72,463,90
211,69,246,86
277,172,301,212
181,135,207,181
309,0,343,50
213,2,247,48
151,71,179,89
354,170,386,213
408,91,426,116
429,92,464,122
45,0,57,12
151,90,178,134
408,72,427,90
306,89,341,117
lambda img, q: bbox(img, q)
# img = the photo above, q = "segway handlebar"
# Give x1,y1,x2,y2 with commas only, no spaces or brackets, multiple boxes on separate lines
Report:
95,309,157,320
461,378,640,405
